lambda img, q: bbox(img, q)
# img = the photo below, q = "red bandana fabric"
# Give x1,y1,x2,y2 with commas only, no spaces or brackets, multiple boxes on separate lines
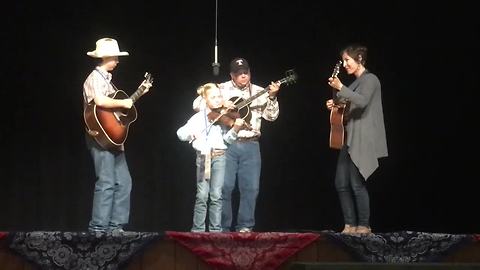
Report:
166,231,320,270
473,234,480,242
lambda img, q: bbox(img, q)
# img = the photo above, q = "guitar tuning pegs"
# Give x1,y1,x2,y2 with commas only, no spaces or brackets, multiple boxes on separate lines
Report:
285,69,298,84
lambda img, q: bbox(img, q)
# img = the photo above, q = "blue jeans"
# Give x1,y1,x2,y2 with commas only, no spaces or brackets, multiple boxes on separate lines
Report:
221,141,261,231
192,153,226,232
86,136,132,232
335,146,370,227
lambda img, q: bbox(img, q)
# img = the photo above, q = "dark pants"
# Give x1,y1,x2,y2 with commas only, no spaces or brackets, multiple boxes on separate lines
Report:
335,146,370,227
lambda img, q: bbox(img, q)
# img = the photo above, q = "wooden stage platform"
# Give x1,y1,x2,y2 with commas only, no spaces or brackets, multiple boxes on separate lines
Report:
1,231,480,269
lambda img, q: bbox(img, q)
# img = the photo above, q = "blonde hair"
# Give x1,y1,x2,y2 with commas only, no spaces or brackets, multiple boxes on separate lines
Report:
196,83,218,98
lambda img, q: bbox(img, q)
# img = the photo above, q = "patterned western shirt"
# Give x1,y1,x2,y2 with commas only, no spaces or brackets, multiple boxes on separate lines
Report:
192,80,279,138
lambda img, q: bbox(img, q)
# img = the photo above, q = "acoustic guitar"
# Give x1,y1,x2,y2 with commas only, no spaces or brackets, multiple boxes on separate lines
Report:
329,61,348,150
227,69,298,123
84,72,153,151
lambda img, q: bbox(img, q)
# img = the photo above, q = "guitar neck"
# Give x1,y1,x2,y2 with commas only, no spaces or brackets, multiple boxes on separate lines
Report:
235,87,270,109
235,78,288,109
129,73,152,103
130,87,143,103
129,85,148,103
330,61,342,103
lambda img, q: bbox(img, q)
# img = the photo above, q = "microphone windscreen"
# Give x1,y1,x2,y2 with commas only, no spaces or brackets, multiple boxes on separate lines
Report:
212,62,220,76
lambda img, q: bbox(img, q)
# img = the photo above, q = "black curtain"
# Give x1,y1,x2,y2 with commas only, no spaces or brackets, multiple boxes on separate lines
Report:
1,1,477,233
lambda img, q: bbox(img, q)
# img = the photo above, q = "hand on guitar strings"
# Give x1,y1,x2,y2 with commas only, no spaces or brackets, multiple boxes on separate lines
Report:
122,98,133,109
326,99,335,110
328,77,343,91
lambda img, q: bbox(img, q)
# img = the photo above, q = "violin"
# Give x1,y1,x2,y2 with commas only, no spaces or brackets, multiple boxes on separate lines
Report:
207,106,251,129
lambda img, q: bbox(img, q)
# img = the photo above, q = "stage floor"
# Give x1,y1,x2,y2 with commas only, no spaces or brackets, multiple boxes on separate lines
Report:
1,231,480,269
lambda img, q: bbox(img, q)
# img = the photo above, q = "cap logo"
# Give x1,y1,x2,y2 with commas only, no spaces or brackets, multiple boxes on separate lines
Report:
236,59,244,66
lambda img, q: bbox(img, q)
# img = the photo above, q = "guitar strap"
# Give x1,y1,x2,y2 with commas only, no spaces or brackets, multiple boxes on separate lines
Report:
110,81,119,91
94,68,119,92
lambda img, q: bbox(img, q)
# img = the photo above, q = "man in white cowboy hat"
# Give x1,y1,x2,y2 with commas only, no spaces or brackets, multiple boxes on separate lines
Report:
83,37,135,233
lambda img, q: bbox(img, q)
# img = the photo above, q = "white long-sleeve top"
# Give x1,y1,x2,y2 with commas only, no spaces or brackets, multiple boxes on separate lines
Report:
177,109,239,153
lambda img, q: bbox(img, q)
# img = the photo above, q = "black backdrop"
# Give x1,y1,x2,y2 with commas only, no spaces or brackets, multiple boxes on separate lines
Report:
1,1,476,233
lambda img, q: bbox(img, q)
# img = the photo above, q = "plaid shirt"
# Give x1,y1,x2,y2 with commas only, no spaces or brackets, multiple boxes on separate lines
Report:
83,67,115,106
82,67,124,151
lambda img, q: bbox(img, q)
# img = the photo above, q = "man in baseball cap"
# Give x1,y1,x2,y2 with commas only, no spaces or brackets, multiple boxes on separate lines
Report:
230,57,250,75
193,56,281,233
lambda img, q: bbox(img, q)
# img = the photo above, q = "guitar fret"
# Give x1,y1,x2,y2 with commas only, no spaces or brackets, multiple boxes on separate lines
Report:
235,72,296,109
129,73,152,103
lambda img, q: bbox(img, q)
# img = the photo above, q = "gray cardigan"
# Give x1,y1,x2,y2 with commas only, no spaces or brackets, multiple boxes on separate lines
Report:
337,71,388,180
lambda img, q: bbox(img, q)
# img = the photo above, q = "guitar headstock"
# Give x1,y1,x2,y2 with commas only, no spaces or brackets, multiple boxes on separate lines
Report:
144,72,153,84
139,72,153,93
279,69,298,86
331,60,342,78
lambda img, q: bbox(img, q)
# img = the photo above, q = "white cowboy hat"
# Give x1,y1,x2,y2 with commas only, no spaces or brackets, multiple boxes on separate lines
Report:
87,38,129,58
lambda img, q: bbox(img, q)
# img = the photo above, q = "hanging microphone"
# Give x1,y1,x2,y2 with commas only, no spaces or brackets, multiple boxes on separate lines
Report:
212,0,220,76
212,62,220,76
212,63,220,76
212,41,220,76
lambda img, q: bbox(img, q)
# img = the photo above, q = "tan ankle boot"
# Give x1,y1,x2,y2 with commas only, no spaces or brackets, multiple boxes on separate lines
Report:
341,224,357,234
355,226,372,235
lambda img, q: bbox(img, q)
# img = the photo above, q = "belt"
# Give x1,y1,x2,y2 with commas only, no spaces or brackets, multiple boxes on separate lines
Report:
200,149,225,180
211,149,226,158
237,136,259,142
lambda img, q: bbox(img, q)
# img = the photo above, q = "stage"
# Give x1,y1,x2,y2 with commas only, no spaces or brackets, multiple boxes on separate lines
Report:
1,230,480,269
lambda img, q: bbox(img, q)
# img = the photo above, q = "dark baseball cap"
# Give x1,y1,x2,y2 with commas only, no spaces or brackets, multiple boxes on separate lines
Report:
230,57,250,74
